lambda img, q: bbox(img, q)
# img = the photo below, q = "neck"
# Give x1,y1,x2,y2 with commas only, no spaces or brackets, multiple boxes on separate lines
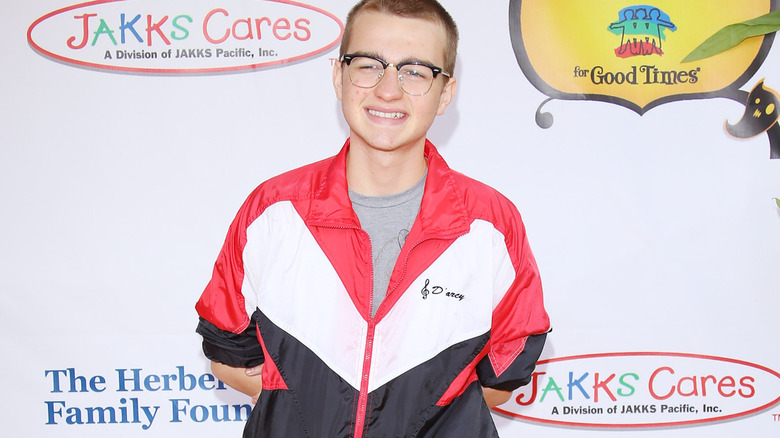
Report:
346,141,427,196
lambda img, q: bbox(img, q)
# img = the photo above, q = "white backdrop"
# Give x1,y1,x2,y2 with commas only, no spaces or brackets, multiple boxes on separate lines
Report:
2,1,779,436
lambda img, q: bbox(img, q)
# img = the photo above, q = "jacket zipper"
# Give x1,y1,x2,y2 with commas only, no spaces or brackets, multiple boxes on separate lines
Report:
313,221,375,438
353,318,375,438
353,227,374,438
354,231,467,437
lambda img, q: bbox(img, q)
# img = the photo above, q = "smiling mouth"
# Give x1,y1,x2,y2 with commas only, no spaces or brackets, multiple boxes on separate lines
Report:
368,109,406,120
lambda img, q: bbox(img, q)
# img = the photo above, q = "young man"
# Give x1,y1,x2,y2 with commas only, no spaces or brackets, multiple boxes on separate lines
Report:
195,1,550,436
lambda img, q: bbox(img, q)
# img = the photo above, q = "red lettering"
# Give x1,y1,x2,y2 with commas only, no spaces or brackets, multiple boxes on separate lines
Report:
273,18,291,40
254,17,272,39
515,372,544,406
294,18,311,41
232,17,253,40
202,11,310,43
650,368,756,400
592,373,616,402
146,15,170,46
739,376,756,398
677,375,698,397
203,8,230,44
699,375,717,396
649,366,675,400
718,376,736,397
67,13,97,49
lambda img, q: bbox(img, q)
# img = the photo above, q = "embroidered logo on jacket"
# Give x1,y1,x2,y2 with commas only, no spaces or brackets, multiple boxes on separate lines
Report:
420,279,465,301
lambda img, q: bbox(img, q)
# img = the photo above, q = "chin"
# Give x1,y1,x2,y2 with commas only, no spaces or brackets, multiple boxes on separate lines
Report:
368,137,419,153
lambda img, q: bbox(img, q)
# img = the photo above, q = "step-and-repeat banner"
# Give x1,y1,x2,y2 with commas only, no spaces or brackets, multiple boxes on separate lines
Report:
3,1,779,436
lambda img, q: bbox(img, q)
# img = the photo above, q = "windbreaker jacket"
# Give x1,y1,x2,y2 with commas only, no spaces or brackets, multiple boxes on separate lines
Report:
196,140,550,438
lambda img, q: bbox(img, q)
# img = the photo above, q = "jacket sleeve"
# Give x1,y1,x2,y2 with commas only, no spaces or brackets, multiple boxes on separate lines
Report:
196,316,265,368
477,332,547,391
195,195,264,367
476,207,551,391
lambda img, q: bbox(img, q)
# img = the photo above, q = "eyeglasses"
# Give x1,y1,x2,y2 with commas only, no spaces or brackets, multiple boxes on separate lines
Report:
341,53,451,96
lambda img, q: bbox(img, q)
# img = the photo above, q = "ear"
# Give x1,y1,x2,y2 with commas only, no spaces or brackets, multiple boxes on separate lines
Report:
436,76,456,116
333,60,344,101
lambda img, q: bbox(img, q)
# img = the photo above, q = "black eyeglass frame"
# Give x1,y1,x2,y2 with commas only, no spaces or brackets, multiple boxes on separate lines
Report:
340,53,451,95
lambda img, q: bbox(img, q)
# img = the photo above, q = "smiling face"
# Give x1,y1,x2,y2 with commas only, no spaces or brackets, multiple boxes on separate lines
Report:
333,10,456,159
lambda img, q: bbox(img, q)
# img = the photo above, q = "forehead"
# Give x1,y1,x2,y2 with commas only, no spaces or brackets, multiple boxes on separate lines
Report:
345,11,447,64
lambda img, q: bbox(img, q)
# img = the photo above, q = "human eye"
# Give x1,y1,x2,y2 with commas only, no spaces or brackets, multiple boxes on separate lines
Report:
400,64,431,81
353,57,381,71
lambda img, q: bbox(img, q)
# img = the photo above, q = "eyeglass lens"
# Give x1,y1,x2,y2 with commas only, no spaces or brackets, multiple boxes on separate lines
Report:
347,56,435,96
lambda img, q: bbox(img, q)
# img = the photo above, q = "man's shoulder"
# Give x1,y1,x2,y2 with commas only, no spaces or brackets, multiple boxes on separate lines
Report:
446,168,517,211
238,155,337,217
262,155,335,195
438,166,529,236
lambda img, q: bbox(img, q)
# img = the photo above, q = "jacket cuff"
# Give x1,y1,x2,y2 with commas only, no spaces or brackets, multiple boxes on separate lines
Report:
196,315,265,368
477,331,548,391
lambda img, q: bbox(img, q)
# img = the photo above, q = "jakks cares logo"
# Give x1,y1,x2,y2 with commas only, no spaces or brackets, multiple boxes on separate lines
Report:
27,0,343,74
509,0,780,158
495,353,780,429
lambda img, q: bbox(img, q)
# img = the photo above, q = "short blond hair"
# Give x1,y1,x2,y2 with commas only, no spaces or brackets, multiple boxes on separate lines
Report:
339,0,459,75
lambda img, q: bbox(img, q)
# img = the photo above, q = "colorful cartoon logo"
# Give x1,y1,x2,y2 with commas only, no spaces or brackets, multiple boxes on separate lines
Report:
608,5,677,58
508,0,780,158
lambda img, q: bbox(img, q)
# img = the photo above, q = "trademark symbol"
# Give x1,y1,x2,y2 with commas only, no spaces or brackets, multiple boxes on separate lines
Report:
773,413,780,422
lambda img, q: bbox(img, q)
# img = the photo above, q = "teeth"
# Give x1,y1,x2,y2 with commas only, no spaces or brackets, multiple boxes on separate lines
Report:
368,109,405,119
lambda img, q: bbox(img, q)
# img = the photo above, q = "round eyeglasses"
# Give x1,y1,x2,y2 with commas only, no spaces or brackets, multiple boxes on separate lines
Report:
341,54,451,96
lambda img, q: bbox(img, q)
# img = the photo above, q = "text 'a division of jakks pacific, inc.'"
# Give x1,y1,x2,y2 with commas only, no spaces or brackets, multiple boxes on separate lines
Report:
104,47,278,60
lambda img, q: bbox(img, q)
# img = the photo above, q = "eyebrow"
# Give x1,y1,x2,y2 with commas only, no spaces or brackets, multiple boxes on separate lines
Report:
350,50,438,67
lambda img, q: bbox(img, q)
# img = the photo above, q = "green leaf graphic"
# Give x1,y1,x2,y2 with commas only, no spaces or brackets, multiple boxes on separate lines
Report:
682,10,780,63
775,197,780,208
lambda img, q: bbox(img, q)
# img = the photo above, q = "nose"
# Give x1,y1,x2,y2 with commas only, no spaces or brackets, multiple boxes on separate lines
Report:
373,67,404,100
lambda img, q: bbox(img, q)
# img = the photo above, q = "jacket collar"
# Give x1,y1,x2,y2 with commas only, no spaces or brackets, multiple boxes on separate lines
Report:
309,139,471,237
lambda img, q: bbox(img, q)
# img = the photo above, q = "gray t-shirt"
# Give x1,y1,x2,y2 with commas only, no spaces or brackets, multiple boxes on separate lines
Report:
349,171,426,317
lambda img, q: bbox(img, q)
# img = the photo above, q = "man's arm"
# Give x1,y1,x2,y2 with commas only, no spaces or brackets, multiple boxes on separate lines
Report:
477,203,550,407
196,317,265,403
211,362,263,403
482,387,512,408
